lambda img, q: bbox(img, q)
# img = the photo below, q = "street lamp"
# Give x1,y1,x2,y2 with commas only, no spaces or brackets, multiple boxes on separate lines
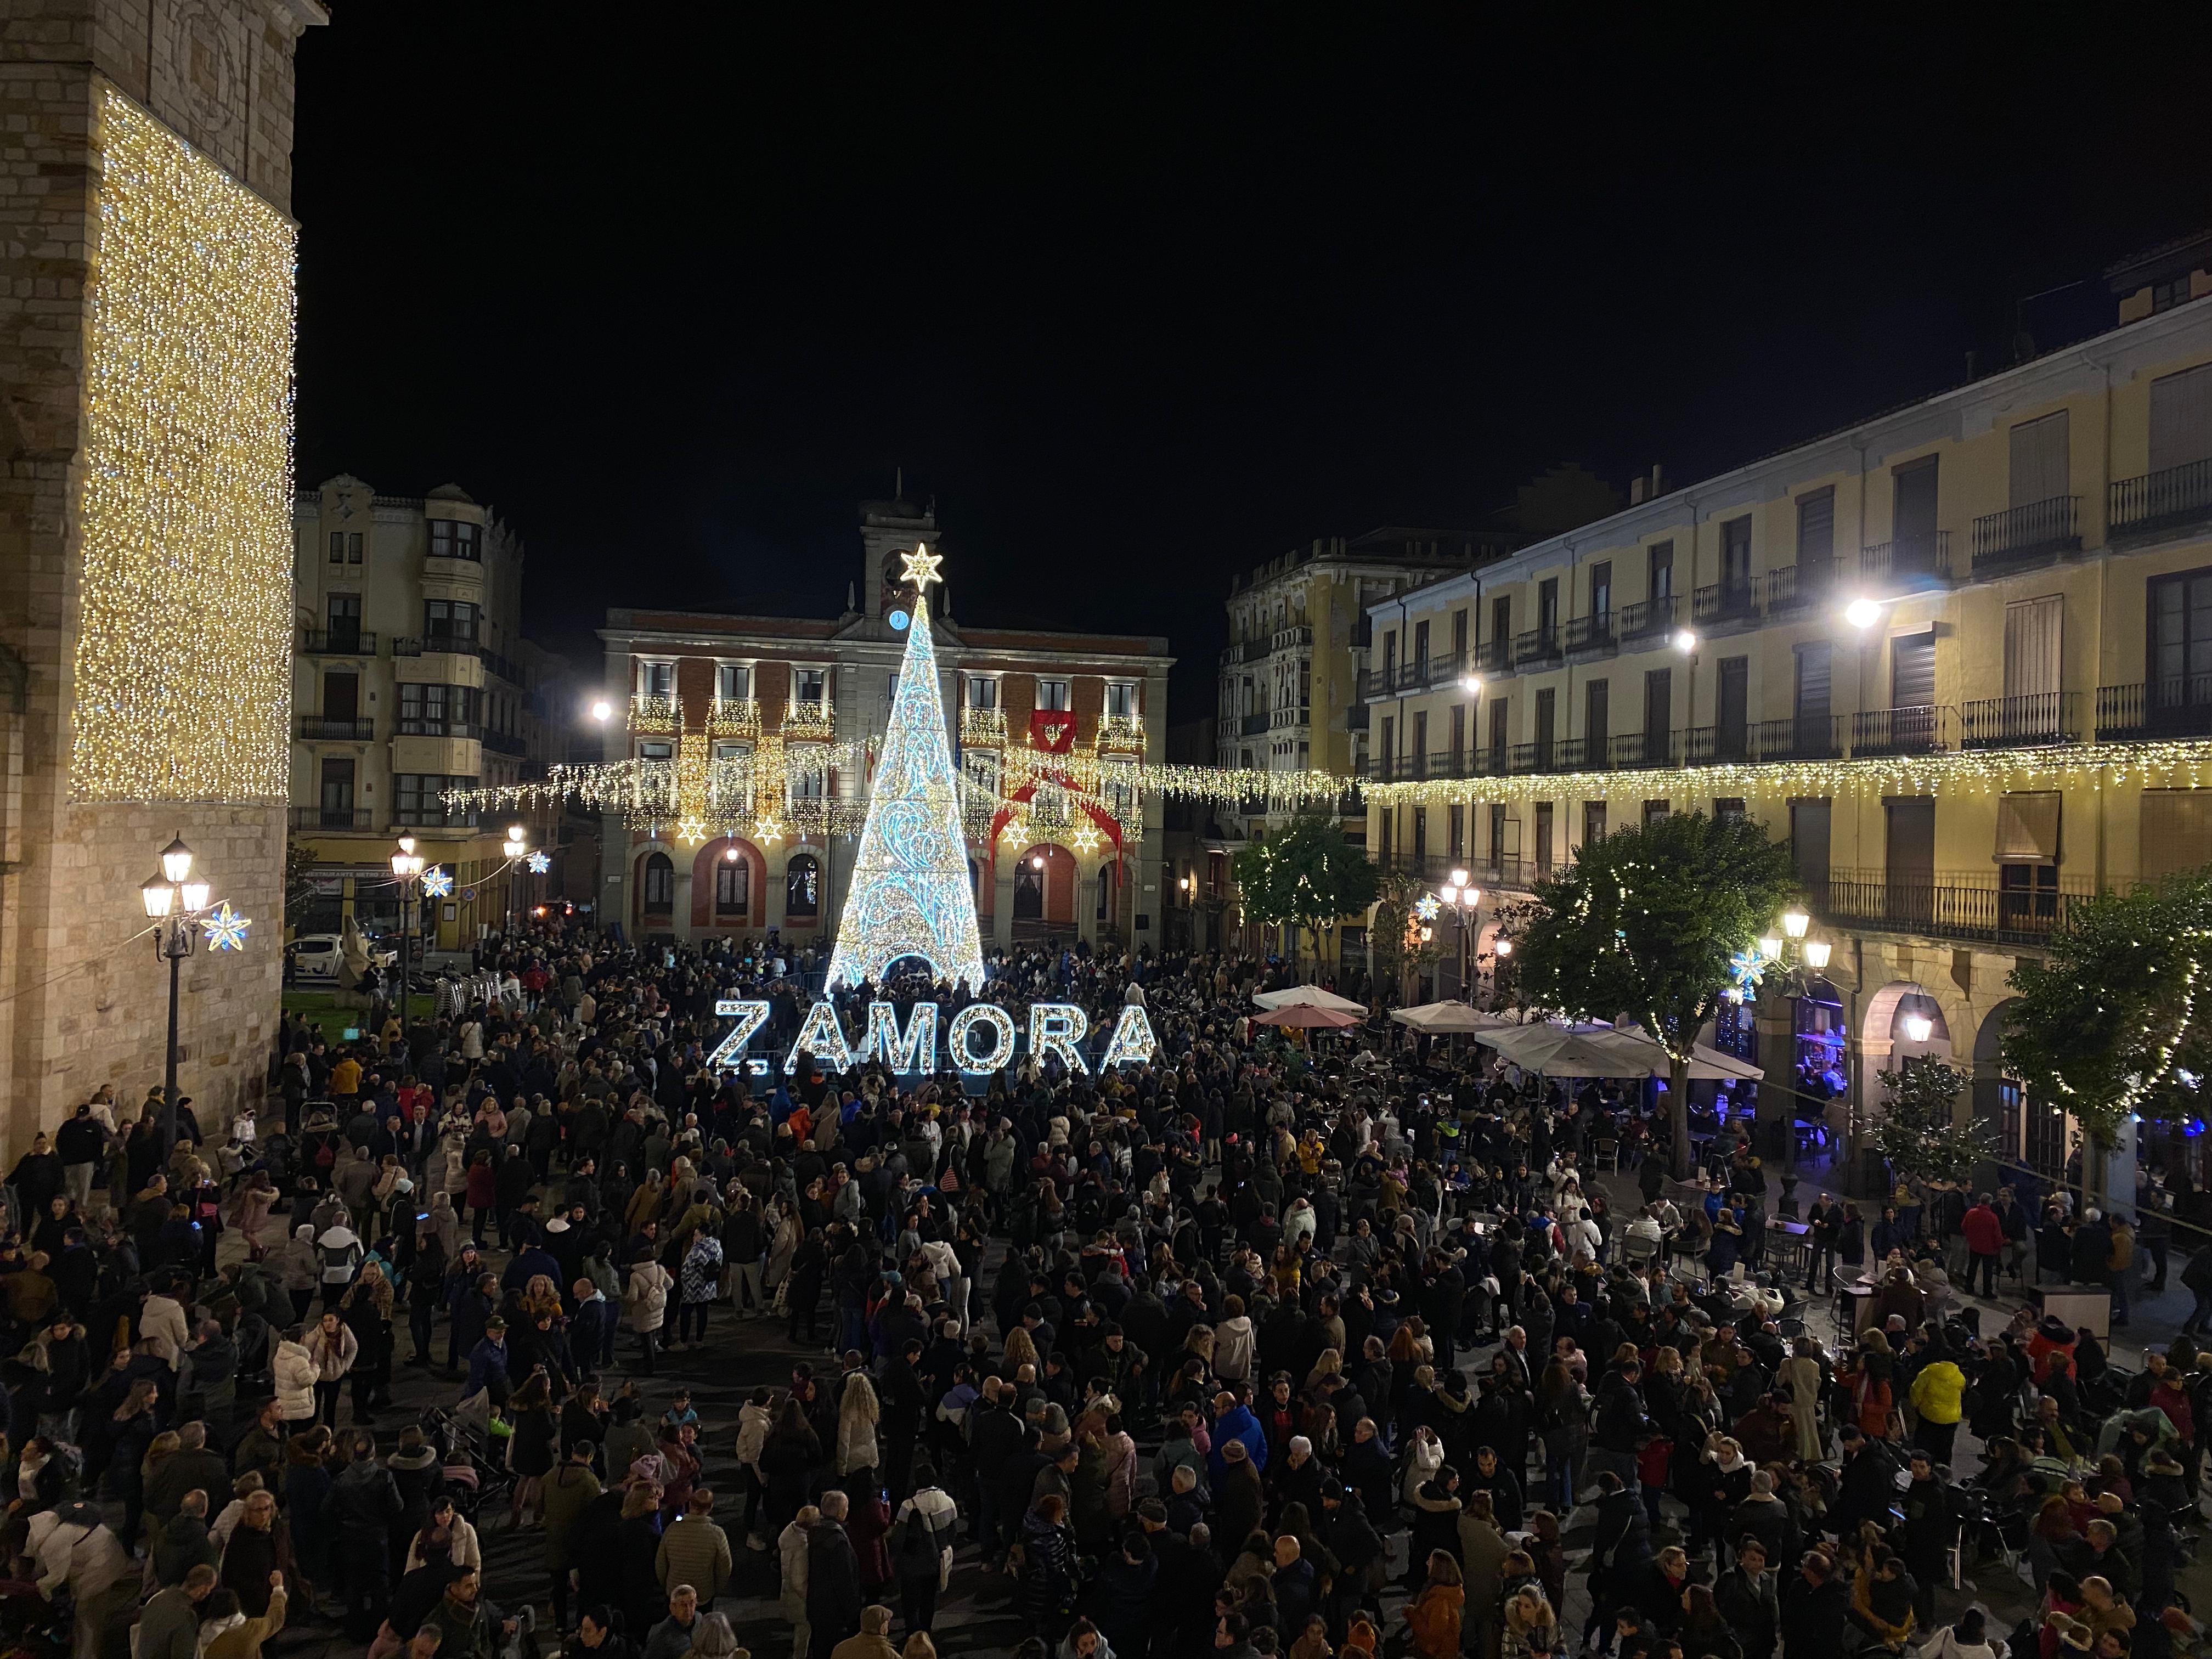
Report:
140,835,217,1148
390,836,427,1057
589,699,613,723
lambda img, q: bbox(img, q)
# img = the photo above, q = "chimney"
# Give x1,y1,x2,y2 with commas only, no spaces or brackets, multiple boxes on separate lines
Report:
1650,464,1664,498
1629,476,1647,507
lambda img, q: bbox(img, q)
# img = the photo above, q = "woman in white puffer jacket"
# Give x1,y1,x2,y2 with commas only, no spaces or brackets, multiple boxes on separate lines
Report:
271,1329,318,1423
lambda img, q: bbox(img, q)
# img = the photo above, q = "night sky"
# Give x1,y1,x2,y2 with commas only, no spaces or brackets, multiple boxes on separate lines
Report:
293,13,2212,712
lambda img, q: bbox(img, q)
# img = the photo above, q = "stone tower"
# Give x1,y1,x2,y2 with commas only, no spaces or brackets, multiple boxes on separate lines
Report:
0,1,326,1153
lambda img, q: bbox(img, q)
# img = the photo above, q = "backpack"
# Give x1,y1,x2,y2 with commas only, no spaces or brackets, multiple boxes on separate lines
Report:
894,1494,949,1578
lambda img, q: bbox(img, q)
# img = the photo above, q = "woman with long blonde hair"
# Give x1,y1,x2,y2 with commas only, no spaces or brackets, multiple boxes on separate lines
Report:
837,1368,881,1480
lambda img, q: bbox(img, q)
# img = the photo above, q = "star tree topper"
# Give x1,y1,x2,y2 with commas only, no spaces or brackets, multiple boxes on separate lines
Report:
901,543,943,590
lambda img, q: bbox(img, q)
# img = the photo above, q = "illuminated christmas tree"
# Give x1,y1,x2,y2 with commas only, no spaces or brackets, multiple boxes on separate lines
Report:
825,546,988,992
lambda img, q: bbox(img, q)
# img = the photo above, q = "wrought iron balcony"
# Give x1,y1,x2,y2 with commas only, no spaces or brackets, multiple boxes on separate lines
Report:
1812,867,2096,947
1961,692,2078,748
298,716,374,741
289,806,374,831
1512,627,1562,665
630,694,679,732
1470,639,1510,675
1681,725,1754,765
2111,458,2212,538
1564,612,1615,654
480,729,526,757
1609,730,1673,768
1616,594,1679,642
1691,580,1759,625
1764,560,1842,613
2095,679,2212,741
300,627,376,655
1972,495,2080,569
1508,736,1590,774
783,699,836,741
388,636,423,657
709,697,761,739
1750,714,1844,760
1849,704,1959,757
1859,531,1953,585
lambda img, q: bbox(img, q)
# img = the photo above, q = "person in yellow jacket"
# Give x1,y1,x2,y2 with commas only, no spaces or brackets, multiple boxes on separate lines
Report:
1908,1345,1966,1467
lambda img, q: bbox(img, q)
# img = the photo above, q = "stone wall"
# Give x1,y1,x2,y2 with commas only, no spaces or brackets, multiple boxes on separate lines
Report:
0,0,320,1155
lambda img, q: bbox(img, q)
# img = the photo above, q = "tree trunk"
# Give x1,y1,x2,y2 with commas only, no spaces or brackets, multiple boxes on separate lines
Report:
1668,1054,1694,1181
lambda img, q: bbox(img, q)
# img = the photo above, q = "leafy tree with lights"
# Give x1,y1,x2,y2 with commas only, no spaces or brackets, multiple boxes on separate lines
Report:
1231,812,1380,976
1869,1054,1992,1187
1501,810,1798,1178
2004,873,2212,1203
1369,869,1446,1008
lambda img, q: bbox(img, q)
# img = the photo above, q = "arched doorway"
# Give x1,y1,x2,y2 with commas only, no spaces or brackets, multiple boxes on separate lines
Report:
1976,998,2054,1176
638,850,674,929
785,853,821,924
1012,845,1074,926
692,838,765,930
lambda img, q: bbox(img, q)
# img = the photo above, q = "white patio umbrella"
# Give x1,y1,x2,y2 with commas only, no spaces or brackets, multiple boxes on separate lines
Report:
1476,1020,1653,1078
1252,984,1365,1014
1605,1022,1766,1081
1389,1002,1514,1034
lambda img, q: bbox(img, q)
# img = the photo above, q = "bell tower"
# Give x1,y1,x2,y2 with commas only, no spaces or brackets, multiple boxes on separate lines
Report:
857,493,939,623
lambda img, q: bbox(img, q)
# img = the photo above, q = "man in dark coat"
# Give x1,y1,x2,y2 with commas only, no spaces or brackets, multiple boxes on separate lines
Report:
1778,1550,1850,1659
805,1489,862,1659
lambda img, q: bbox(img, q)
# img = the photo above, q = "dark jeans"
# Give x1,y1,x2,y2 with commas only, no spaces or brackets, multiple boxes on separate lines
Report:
314,1379,342,1427
1971,1251,2000,1298
337,1541,391,1639
676,1301,710,1343
634,1325,657,1374
900,1574,938,1635
2183,1285,2212,1334
1914,1417,1957,1468
410,1302,435,1362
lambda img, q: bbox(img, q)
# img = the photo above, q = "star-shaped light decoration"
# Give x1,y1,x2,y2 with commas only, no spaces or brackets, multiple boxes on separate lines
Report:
1413,894,1441,922
526,851,551,874
754,814,786,845
1071,822,1104,854
200,901,250,952
1729,947,1767,991
420,866,454,899
999,816,1030,847
900,543,944,590
676,817,708,847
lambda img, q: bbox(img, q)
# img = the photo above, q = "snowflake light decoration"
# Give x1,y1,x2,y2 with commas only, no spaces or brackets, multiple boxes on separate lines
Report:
526,851,550,874
1000,816,1030,847
200,901,250,951
1071,822,1104,854
1728,947,1767,992
420,867,454,899
1413,894,1441,922
676,816,708,846
754,815,786,846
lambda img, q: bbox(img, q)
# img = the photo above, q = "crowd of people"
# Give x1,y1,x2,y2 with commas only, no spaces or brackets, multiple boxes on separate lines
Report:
0,920,2207,1659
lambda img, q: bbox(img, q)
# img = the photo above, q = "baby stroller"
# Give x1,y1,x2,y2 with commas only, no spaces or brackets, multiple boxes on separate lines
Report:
421,1401,512,1524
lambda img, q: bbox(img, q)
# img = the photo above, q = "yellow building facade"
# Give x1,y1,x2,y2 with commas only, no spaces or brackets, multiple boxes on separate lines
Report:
1364,297,2212,1179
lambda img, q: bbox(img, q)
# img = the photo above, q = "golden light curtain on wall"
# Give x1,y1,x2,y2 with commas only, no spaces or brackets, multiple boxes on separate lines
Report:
70,89,296,803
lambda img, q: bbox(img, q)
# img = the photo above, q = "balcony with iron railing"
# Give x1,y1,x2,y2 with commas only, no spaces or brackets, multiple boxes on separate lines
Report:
297,715,374,741
1470,639,1510,675
1811,866,2097,947
1512,625,1563,665
1097,712,1146,752
1564,611,1615,654
398,717,479,740
960,706,1008,746
1859,531,1953,585
630,693,679,732
1616,594,1679,643
1691,579,1759,626
481,729,526,757
1849,703,1959,757
290,806,375,831
1609,730,1673,768
1764,558,1843,613
708,697,761,738
1681,724,1754,766
1763,714,1846,760
2111,458,2212,538
783,699,836,741
1961,691,2078,748
1972,494,2080,571
300,627,376,655
1371,848,1542,891
1508,735,1592,774
389,636,422,657
2095,678,2212,741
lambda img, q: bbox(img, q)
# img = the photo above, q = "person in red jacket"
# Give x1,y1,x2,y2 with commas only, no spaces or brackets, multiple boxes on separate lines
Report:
1962,1193,2007,1298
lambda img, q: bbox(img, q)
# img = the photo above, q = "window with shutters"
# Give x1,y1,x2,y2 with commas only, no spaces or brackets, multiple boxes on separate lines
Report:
1412,807,1427,862
1448,804,1464,860
1995,791,2061,934
2001,596,2064,740
1891,631,1936,709
1720,517,1752,592
2150,363,2212,475
1643,668,1672,764
2010,411,2070,507
2147,566,2212,718
2142,789,2212,881
1534,688,1555,766
1534,803,1554,873
1797,487,1835,562
1643,799,1670,828
1413,620,1430,671
1411,711,1427,775
1589,561,1612,617
1647,541,1674,600
1491,596,1512,653
1452,609,1468,658
1892,455,1940,572
1582,800,1606,845
1584,679,1609,753
1790,798,1832,894
1449,704,1465,765
715,856,750,915
1717,657,1748,759
1488,698,1509,769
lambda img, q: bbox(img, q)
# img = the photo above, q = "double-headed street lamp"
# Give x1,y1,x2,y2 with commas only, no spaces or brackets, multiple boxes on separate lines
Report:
140,836,212,1148
1432,868,1482,999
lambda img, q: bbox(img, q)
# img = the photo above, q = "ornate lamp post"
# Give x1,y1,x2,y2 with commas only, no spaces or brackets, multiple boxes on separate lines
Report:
139,836,211,1147
1432,868,1482,1000
390,836,426,1056
502,824,528,934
